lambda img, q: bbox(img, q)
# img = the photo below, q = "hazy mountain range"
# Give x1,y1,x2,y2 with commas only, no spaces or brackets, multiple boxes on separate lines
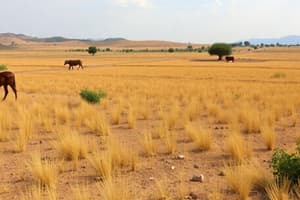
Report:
244,35,300,45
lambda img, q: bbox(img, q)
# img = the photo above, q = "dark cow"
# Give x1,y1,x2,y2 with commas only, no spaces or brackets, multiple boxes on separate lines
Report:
225,56,235,62
64,60,84,70
0,71,17,100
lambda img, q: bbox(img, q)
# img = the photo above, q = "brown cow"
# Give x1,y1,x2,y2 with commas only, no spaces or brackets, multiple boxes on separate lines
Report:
64,60,84,70
225,56,235,62
0,71,17,100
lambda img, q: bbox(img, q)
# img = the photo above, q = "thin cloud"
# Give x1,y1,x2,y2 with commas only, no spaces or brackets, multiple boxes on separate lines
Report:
114,0,152,8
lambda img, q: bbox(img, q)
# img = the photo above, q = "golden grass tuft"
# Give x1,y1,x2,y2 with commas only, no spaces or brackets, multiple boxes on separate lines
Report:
0,110,13,142
111,103,122,125
185,123,212,151
127,104,137,129
89,150,113,180
28,152,58,189
226,132,252,162
140,132,157,156
223,163,256,200
265,178,291,200
163,131,178,154
108,137,138,171
85,112,111,136
260,124,276,150
55,130,88,163
15,112,34,152
97,178,131,200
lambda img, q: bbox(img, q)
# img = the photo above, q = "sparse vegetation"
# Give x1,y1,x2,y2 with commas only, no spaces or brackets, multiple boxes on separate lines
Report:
0,64,8,71
80,89,107,104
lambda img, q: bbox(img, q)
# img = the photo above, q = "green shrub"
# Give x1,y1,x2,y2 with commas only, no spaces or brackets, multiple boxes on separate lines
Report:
88,46,97,56
0,64,8,71
208,43,232,60
80,89,107,104
271,142,300,184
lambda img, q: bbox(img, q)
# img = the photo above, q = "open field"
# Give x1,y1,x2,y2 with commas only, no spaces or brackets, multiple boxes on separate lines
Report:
0,47,300,199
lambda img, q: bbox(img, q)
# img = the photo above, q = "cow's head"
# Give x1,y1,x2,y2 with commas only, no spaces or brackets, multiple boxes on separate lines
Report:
64,60,69,65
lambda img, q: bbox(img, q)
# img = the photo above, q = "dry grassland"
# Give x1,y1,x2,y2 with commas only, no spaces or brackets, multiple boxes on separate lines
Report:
0,47,300,199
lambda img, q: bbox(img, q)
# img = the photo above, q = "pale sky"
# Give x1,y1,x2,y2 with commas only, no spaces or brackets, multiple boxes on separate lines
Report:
1,0,299,43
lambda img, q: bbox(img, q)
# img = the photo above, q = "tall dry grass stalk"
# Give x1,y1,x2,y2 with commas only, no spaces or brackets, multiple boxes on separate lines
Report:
186,98,200,121
260,124,276,150
223,162,272,200
54,106,70,125
28,152,58,190
185,123,212,151
265,177,291,200
15,112,34,152
127,104,137,129
140,132,157,156
0,109,13,141
89,151,113,180
97,178,131,200
163,131,178,155
108,137,138,171
226,132,252,162
85,112,111,136
55,130,88,168
111,103,122,125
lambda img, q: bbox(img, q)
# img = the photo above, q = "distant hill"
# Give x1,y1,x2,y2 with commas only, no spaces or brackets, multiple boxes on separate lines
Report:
0,33,201,49
245,35,300,45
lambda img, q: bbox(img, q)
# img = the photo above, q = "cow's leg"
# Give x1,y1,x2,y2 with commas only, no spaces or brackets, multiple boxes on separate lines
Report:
9,84,17,100
3,85,8,101
69,65,71,70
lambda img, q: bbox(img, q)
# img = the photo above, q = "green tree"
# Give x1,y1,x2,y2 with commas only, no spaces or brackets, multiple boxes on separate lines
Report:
88,46,97,56
208,43,232,61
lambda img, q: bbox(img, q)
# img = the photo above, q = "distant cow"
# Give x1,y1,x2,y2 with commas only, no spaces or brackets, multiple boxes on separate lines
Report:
0,71,17,100
225,56,235,62
64,60,84,70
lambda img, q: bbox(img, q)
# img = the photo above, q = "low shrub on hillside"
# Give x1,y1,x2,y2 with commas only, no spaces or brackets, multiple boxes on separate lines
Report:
80,89,107,104
0,64,8,71
271,142,300,184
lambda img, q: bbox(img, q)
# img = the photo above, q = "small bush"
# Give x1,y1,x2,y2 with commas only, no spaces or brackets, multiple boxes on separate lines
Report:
168,48,174,53
80,89,107,104
0,64,8,71
271,143,300,184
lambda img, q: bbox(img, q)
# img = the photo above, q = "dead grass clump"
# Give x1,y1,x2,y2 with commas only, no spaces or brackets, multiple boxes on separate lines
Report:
15,113,34,152
97,178,131,200
186,98,201,121
185,123,212,151
223,162,271,200
28,152,58,189
265,178,291,200
111,103,122,125
140,132,157,156
226,132,252,162
54,106,69,125
88,151,113,180
127,104,137,129
260,124,276,150
56,130,88,162
109,138,138,171
163,131,178,154
0,110,13,142
85,112,111,136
